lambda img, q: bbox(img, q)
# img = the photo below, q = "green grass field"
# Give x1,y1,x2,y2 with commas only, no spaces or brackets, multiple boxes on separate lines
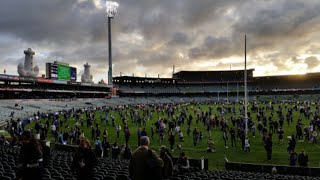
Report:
0,130,11,138
26,102,320,170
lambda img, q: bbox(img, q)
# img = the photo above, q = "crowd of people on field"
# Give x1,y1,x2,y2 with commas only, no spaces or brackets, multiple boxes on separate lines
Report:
3,99,320,179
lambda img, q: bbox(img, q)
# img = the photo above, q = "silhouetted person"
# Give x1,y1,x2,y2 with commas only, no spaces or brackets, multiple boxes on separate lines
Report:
73,138,97,180
298,149,309,167
160,146,173,179
111,142,121,159
18,131,43,180
176,152,190,174
94,137,103,157
122,145,132,160
265,136,273,161
103,140,111,158
229,128,236,147
168,131,175,151
289,151,298,166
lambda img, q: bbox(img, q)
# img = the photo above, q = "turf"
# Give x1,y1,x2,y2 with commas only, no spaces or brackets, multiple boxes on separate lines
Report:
0,130,11,138
26,102,320,170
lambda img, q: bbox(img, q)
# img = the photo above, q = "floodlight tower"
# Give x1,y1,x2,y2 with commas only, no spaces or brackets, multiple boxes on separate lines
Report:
106,1,119,85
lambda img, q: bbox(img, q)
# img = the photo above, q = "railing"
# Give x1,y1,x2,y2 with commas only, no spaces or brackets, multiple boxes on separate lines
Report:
225,161,320,177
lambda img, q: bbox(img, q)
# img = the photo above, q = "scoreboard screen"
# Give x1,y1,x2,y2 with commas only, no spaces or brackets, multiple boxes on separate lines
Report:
46,63,77,81
57,65,70,80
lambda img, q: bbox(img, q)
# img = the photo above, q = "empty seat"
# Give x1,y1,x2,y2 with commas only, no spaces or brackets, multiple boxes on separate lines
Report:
0,176,11,180
104,175,116,180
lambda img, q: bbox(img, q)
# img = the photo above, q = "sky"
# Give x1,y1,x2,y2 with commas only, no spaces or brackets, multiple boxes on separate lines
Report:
1,0,320,82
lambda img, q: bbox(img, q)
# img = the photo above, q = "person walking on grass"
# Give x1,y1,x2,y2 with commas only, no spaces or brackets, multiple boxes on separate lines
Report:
193,128,200,147
168,130,175,151
230,128,236,147
103,129,108,142
265,135,273,161
244,137,250,152
223,129,228,148
116,124,121,139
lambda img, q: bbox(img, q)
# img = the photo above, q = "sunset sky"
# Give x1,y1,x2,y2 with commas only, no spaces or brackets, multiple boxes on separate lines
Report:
1,0,320,82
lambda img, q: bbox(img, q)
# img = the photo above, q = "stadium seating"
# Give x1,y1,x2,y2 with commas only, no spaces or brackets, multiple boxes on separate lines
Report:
0,144,19,180
117,83,258,95
1,143,320,180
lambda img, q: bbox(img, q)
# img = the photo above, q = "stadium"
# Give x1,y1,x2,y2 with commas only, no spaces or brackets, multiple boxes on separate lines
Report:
2,1,320,180
2,47,320,180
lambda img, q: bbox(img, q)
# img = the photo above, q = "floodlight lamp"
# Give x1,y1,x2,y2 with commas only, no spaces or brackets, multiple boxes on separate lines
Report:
106,1,119,18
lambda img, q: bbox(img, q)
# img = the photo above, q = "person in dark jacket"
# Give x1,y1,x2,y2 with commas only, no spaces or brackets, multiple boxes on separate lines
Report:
289,151,298,166
40,140,51,168
103,140,111,158
223,129,228,148
176,152,190,174
288,135,296,153
73,138,97,180
298,149,309,167
160,146,173,179
111,142,121,159
18,131,43,180
265,136,273,161
229,128,236,147
122,145,132,160
168,131,175,151
94,137,103,157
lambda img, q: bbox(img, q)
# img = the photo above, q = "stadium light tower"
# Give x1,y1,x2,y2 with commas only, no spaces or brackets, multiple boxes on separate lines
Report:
106,1,119,85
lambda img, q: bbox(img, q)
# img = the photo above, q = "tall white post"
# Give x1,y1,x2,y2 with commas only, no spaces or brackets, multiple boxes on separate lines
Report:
245,35,248,139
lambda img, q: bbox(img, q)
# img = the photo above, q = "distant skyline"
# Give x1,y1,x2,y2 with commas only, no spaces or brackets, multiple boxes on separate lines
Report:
1,0,320,82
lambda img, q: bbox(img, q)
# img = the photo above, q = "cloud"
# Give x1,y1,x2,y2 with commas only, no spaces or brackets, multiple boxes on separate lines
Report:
291,57,302,64
304,56,319,69
1,0,320,82
169,32,189,45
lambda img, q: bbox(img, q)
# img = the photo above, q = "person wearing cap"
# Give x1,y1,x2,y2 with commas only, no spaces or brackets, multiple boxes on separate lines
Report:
129,136,164,180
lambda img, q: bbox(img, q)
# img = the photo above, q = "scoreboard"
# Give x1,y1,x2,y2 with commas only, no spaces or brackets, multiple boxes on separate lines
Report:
46,62,77,81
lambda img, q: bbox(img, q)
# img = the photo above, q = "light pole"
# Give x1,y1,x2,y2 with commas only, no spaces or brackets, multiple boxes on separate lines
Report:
106,1,119,85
